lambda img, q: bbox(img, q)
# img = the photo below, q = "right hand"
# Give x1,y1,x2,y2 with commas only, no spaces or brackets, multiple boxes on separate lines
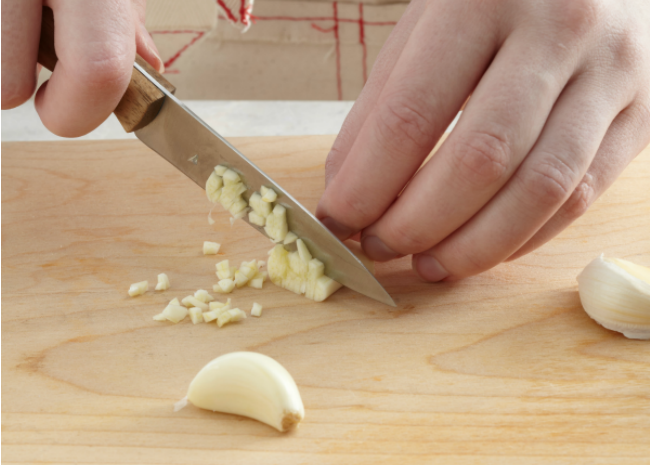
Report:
1,0,164,137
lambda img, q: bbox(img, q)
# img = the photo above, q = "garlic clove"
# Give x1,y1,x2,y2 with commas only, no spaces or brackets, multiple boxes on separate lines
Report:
577,255,650,340
183,352,304,432
216,308,246,327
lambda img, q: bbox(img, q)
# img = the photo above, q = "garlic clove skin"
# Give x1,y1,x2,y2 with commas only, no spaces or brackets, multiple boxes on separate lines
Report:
577,255,650,340
185,352,304,432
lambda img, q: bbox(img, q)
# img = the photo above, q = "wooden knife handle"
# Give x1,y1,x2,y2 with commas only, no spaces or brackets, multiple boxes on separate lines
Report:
38,6,176,133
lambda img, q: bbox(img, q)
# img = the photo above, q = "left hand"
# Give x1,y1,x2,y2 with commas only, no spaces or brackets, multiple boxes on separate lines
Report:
316,0,650,282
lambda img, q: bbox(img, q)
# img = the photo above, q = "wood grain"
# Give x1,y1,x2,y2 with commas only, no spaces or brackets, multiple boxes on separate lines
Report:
2,137,649,464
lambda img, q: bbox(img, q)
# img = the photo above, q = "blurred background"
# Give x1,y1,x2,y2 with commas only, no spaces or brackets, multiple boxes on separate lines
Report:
2,0,413,141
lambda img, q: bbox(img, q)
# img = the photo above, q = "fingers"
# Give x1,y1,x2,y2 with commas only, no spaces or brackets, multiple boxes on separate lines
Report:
412,74,632,281
322,0,426,188
360,28,574,261
1,0,42,109
317,1,500,240
131,0,165,73
508,100,650,261
35,0,136,137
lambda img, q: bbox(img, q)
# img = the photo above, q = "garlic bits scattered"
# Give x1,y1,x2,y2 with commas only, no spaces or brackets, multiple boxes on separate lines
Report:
175,352,304,432
267,239,341,302
577,255,650,340
155,273,170,291
205,164,343,302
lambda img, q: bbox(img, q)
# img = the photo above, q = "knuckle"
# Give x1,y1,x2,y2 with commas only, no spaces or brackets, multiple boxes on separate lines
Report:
548,0,604,40
384,221,432,254
451,129,511,189
375,94,435,156
76,50,132,92
328,183,374,229
559,174,596,220
523,156,578,208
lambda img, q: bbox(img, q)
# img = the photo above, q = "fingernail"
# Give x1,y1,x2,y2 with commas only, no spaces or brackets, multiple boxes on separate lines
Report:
140,23,165,73
414,255,449,282
320,217,353,241
362,236,401,262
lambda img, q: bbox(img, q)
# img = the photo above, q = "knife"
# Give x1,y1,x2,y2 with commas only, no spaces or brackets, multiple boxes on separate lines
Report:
37,7,395,307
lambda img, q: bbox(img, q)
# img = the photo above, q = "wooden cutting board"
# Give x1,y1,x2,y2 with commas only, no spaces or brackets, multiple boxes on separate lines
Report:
2,137,649,464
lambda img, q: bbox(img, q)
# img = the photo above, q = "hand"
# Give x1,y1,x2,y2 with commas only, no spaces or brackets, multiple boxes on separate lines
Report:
1,0,164,137
317,0,650,282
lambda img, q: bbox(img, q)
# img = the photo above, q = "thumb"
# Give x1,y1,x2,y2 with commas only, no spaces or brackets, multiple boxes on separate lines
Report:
131,0,165,73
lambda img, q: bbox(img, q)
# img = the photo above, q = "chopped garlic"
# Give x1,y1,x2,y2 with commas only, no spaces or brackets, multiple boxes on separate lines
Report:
214,279,235,293
216,260,233,280
182,296,209,311
249,278,264,289
283,232,298,245
169,297,180,306
264,204,289,242
203,241,221,255
260,186,278,203
250,192,272,218
153,312,167,321
155,273,170,291
267,244,342,302
128,281,148,297
194,289,214,303
234,270,251,288
209,298,231,311
217,308,247,327
189,307,204,324
214,165,228,176
251,303,263,317
206,172,223,203
222,169,241,185
162,304,189,323
248,211,266,227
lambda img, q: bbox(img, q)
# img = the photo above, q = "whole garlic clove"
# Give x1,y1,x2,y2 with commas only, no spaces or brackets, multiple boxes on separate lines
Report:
577,255,650,340
180,352,304,432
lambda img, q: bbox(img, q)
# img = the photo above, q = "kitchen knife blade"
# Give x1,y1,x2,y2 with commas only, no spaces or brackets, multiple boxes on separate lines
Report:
36,4,394,306
133,63,395,306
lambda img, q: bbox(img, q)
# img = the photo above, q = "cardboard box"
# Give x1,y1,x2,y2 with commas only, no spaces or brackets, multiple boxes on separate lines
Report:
147,0,407,100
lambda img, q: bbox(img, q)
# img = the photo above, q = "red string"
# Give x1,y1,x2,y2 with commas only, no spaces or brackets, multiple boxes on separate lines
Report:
217,0,238,23
152,31,205,69
333,2,342,100
359,3,367,84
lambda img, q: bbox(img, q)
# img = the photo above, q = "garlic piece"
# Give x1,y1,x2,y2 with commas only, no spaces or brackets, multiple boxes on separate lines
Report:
215,260,233,280
251,302,263,317
189,307,204,324
264,204,289,242
260,186,278,203
182,296,209,311
267,242,342,302
181,352,304,432
203,241,221,255
194,289,214,303
155,273,170,291
248,211,266,227
214,164,228,176
214,279,235,293
128,281,148,297
577,255,650,340
206,172,223,203
209,298,231,311
217,308,247,327
283,232,298,245
163,304,189,323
